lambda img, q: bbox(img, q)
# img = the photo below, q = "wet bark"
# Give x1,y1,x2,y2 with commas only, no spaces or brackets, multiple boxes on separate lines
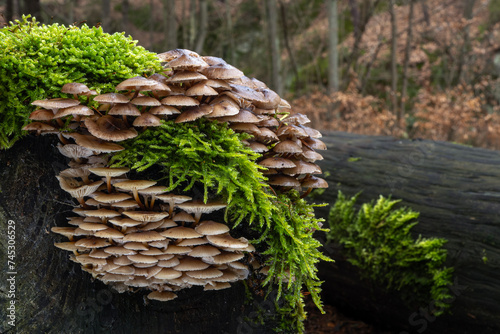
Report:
0,135,278,334
313,131,500,334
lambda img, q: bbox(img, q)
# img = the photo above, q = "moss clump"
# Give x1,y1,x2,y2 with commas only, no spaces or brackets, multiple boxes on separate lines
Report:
110,118,331,332
0,15,162,149
328,191,454,315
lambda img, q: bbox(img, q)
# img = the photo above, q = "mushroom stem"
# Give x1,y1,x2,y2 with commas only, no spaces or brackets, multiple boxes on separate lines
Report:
57,133,69,145
77,197,90,209
106,176,113,193
132,189,146,209
150,196,157,210
300,187,313,199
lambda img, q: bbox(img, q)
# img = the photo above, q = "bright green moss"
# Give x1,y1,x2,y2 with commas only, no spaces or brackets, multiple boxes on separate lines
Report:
109,118,332,332
328,191,454,315
0,15,162,149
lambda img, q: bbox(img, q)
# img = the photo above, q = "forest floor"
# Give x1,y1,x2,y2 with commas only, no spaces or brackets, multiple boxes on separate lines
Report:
304,296,394,334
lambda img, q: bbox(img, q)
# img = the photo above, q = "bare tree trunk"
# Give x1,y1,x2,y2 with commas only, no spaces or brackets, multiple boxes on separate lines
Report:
279,0,299,92
182,0,188,48
189,0,197,50
150,0,154,50
457,0,476,83
6,0,14,22
328,0,339,94
224,0,235,64
360,36,384,94
163,0,177,51
400,0,415,123
101,0,110,31
122,0,129,33
389,0,398,116
194,0,208,54
267,0,282,95
23,0,41,21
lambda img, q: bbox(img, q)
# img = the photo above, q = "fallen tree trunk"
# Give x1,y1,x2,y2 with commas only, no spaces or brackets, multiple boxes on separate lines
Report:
313,131,500,334
0,135,278,334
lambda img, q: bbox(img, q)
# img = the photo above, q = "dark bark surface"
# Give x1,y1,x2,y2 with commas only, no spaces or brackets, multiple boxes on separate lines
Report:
313,131,500,334
0,135,277,334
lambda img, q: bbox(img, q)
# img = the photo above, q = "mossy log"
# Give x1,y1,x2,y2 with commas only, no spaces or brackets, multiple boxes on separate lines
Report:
313,131,500,334
0,135,278,334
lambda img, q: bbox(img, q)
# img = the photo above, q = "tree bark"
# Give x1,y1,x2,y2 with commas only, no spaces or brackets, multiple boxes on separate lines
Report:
0,135,280,334
164,0,177,51
122,0,129,34
101,0,110,32
327,0,339,94
400,0,415,123
389,0,398,116
224,0,235,64
194,0,208,54
23,0,41,22
312,131,500,334
267,0,282,95
6,0,14,23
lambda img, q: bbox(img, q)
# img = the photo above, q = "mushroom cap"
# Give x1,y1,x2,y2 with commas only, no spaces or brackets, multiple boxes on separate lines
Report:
78,222,110,231
29,109,54,121
123,231,166,243
283,113,311,125
130,96,162,106
301,176,329,188
267,175,301,187
95,228,125,239
167,53,209,70
22,122,57,132
114,180,157,191
166,70,208,83
195,221,230,236
302,137,327,150
204,282,231,291
177,201,227,215
57,144,94,159
206,234,248,249
258,157,296,169
147,291,178,301
160,226,202,239
51,227,77,239
108,218,143,228
272,140,303,154
32,98,80,110
158,257,181,268
212,252,245,264
84,208,122,219
186,267,223,279
93,93,130,104
218,109,261,123
54,105,94,118
177,237,208,247
188,245,221,257
283,160,322,175
163,245,192,255
68,133,125,153
157,194,192,204
161,95,200,107
154,268,183,280
174,257,210,271
115,76,158,91
201,63,244,80
108,103,141,116
89,167,130,178
157,48,200,62
175,105,213,123
127,254,159,264
149,105,181,116
57,177,103,198
171,211,195,223
104,246,137,256
84,116,138,142
75,238,111,248
186,82,218,96
122,211,169,222
132,112,162,127
61,82,91,95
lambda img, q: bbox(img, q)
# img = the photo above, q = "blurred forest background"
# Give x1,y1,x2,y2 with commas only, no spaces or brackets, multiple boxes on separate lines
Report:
2,0,500,149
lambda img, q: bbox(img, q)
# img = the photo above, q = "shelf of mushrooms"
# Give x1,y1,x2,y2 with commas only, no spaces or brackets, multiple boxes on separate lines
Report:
23,49,328,302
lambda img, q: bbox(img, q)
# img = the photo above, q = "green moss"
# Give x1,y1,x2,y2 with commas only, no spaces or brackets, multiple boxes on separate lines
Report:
0,15,162,149
109,118,332,332
327,191,454,316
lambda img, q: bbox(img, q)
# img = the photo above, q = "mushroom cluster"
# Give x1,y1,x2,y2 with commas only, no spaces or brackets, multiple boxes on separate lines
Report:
23,48,328,301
